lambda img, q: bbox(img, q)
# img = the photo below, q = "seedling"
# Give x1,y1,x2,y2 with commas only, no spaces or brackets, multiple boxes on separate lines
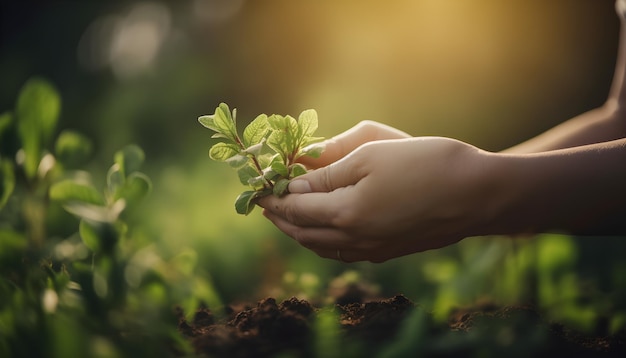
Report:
198,103,324,215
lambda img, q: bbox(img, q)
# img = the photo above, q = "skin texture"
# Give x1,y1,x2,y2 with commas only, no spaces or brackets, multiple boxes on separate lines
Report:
257,4,626,263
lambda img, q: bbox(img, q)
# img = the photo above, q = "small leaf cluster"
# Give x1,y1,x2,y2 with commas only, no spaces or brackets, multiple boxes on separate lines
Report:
49,144,151,253
198,103,324,215
1,78,95,213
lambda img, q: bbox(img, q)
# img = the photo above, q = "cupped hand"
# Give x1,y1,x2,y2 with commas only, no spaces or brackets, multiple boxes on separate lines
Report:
298,120,411,169
258,136,495,263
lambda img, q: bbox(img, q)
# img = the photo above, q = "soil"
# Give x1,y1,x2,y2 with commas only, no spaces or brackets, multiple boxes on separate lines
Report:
178,292,626,358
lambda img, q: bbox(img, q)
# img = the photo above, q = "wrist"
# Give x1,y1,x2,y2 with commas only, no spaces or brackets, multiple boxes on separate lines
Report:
456,150,515,237
476,152,529,236
481,141,626,236
433,142,515,239
465,150,542,237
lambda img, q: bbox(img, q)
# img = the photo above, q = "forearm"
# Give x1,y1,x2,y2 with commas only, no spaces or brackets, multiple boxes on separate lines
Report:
485,138,626,235
502,105,626,154
505,3,626,155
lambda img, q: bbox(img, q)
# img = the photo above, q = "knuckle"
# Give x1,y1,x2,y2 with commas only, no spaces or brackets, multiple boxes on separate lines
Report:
318,166,334,192
282,196,309,225
329,196,366,229
356,120,378,136
330,207,360,229
282,204,299,224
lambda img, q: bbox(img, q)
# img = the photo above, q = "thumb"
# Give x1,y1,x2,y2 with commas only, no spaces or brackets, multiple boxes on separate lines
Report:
288,153,366,193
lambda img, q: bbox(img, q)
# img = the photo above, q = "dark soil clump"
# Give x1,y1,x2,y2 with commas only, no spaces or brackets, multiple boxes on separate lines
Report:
179,295,626,358
338,294,415,345
180,297,314,358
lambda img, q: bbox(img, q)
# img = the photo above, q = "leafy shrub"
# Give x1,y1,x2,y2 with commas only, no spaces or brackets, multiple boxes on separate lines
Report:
0,78,206,357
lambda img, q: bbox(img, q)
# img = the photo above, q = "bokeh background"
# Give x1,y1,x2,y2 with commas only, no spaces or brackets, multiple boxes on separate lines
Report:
2,0,624,328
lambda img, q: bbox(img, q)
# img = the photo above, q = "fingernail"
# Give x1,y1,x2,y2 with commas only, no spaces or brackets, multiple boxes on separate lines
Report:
289,180,312,193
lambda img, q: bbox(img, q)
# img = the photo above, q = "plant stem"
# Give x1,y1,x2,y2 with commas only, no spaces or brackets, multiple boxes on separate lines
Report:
234,135,274,189
251,155,273,189
287,148,299,177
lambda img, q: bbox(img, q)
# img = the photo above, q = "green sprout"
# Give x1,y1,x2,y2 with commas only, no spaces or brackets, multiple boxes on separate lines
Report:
198,103,324,215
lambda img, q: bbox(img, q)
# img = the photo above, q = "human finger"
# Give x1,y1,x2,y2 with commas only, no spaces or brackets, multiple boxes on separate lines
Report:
258,150,367,226
262,208,355,247
289,149,369,194
257,192,339,227
299,120,411,169
262,210,369,262
258,189,353,227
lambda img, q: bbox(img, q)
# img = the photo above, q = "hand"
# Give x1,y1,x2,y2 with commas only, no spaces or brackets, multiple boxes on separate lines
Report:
298,120,411,169
258,135,495,263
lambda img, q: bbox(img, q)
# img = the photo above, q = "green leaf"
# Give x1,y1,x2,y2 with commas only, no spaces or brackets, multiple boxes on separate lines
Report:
211,132,231,140
115,172,151,207
54,130,93,169
79,220,119,253
79,219,100,251
226,154,245,169
243,142,264,156
284,115,300,154
114,144,145,177
266,130,288,158
198,115,217,132
297,109,318,137
208,142,240,162
290,163,308,178
268,114,299,154
226,154,249,168
247,175,266,190
16,77,60,143
49,180,105,206
267,114,296,132
63,200,124,223
235,190,259,215
198,103,238,143
300,143,325,159
248,175,266,190
255,154,275,171
16,78,61,179
219,103,234,124
0,158,15,209
243,114,269,147
107,164,124,198
273,178,290,196
238,165,260,186
270,161,289,177
262,168,280,182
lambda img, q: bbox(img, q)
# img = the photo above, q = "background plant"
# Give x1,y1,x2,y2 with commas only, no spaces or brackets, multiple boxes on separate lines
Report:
198,103,324,215
0,78,218,357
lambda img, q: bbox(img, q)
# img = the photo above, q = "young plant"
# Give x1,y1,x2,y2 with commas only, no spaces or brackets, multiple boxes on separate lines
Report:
198,103,324,215
1,78,196,357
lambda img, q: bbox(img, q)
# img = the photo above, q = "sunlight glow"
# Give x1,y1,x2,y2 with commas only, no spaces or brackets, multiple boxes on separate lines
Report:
78,2,171,79
192,0,245,24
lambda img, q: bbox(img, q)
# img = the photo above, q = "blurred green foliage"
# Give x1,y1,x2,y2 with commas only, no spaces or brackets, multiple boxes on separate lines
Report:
0,77,219,357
